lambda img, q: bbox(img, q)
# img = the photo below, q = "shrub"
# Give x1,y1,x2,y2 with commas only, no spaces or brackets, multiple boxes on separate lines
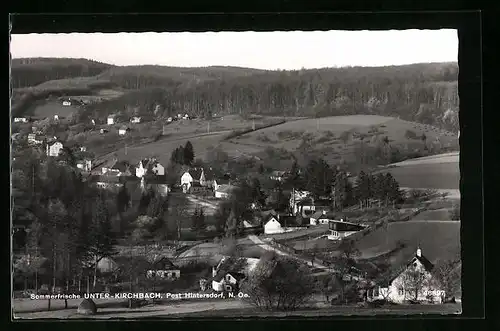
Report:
449,203,460,221
77,299,97,315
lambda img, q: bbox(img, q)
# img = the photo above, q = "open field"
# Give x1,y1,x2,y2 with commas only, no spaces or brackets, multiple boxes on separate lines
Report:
410,208,453,221
262,224,330,241
382,163,459,190
27,100,81,119
354,221,460,262
228,115,458,165
387,152,459,166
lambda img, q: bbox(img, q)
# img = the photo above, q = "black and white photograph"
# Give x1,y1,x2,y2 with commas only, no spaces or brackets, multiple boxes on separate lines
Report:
10,28,462,319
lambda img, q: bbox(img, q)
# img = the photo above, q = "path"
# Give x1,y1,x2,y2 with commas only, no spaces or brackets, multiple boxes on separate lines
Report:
247,235,335,272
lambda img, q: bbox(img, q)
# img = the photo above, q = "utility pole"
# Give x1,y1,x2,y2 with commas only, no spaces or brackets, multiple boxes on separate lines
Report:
207,122,210,134
125,144,128,156
252,119,255,131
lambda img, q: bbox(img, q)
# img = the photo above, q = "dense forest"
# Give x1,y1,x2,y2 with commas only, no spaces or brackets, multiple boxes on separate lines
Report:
11,58,459,131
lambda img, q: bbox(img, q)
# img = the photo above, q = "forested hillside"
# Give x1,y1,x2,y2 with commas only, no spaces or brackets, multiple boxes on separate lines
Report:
10,59,459,132
11,58,113,88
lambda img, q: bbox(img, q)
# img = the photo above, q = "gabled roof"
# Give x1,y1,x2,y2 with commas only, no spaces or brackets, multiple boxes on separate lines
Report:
152,257,179,270
119,125,130,130
188,168,204,179
377,249,435,287
214,177,230,185
311,211,327,219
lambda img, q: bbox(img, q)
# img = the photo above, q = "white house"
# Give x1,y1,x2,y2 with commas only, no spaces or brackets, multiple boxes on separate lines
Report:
130,116,141,124
14,117,28,123
76,160,92,172
263,214,301,235
62,101,71,106
213,178,230,191
180,168,204,192
46,141,63,157
310,210,336,225
53,115,59,121
107,114,116,125
214,184,235,199
289,190,311,215
295,198,331,218
367,248,446,304
211,257,259,292
327,220,365,240
27,133,43,145
101,160,132,177
135,159,165,178
118,126,130,136
167,117,173,122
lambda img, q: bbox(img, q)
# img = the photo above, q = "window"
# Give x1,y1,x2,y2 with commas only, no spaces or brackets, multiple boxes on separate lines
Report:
398,288,404,296
374,287,379,297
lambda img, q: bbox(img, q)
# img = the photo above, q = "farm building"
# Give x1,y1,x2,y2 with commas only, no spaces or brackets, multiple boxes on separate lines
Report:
214,184,236,199
89,174,125,190
13,117,28,123
53,115,59,121
367,248,446,304
146,257,181,280
130,116,142,124
100,128,109,134
27,133,43,145
76,159,92,172
107,114,116,125
294,198,331,217
263,214,307,234
62,100,71,106
118,126,130,136
180,168,205,192
310,210,339,225
101,159,133,176
135,158,165,178
213,177,231,191
210,257,259,292
46,141,63,157
327,220,365,240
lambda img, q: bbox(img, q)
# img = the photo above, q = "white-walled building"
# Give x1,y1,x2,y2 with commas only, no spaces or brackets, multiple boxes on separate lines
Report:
46,141,63,157
130,116,141,124
327,220,365,240
14,117,28,123
135,159,165,178
210,257,259,292
107,114,116,125
367,248,446,304
76,160,92,172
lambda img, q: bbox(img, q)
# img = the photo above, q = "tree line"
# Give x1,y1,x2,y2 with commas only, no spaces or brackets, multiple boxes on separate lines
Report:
13,60,459,132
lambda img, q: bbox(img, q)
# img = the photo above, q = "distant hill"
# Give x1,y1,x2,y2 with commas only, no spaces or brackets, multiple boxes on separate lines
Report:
10,59,459,133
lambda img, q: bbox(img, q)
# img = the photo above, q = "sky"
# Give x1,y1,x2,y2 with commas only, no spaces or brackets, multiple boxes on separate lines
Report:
10,30,458,70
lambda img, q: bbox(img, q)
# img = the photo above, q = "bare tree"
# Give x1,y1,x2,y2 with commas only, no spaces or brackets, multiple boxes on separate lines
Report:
433,259,461,301
400,266,430,301
240,253,315,311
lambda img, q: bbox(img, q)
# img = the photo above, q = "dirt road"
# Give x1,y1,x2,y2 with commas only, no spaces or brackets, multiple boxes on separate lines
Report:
13,298,249,319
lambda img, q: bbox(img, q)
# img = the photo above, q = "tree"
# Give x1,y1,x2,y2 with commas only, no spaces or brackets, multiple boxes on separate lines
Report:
117,185,131,213
88,194,116,288
191,207,206,234
332,240,361,303
214,200,232,235
240,253,315,311
183,141,195,165
385,173,403,207
304,158,335,199
332,171,350,210
433,259,461,302
399,265,430,301
354,171,372,209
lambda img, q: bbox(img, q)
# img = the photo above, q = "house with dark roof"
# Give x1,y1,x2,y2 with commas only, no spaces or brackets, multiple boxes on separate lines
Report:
135,158,165,178
295,198,331,218
263,213,308,234
367,247,446,304
214,184,236,199
102,159,132,176
327,219,366,240
146,257,181,280
210,257,260,292
310,210,338,225
180,168,205,193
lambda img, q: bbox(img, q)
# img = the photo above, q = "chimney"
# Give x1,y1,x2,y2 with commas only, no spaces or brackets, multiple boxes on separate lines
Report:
212,266,217,278
416,247,422,257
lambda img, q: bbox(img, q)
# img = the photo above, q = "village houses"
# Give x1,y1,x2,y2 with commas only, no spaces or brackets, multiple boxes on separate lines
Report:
118,125,130,136
180,168,205,193
107,114,116,125
76,159,92,172
130,116,142,124
207,257,259,292
214,184,236,199
14,117,28,123
263,213,307,235
135,158,165,178
101,159,132,176
367,248,447,304
46,141,64,157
